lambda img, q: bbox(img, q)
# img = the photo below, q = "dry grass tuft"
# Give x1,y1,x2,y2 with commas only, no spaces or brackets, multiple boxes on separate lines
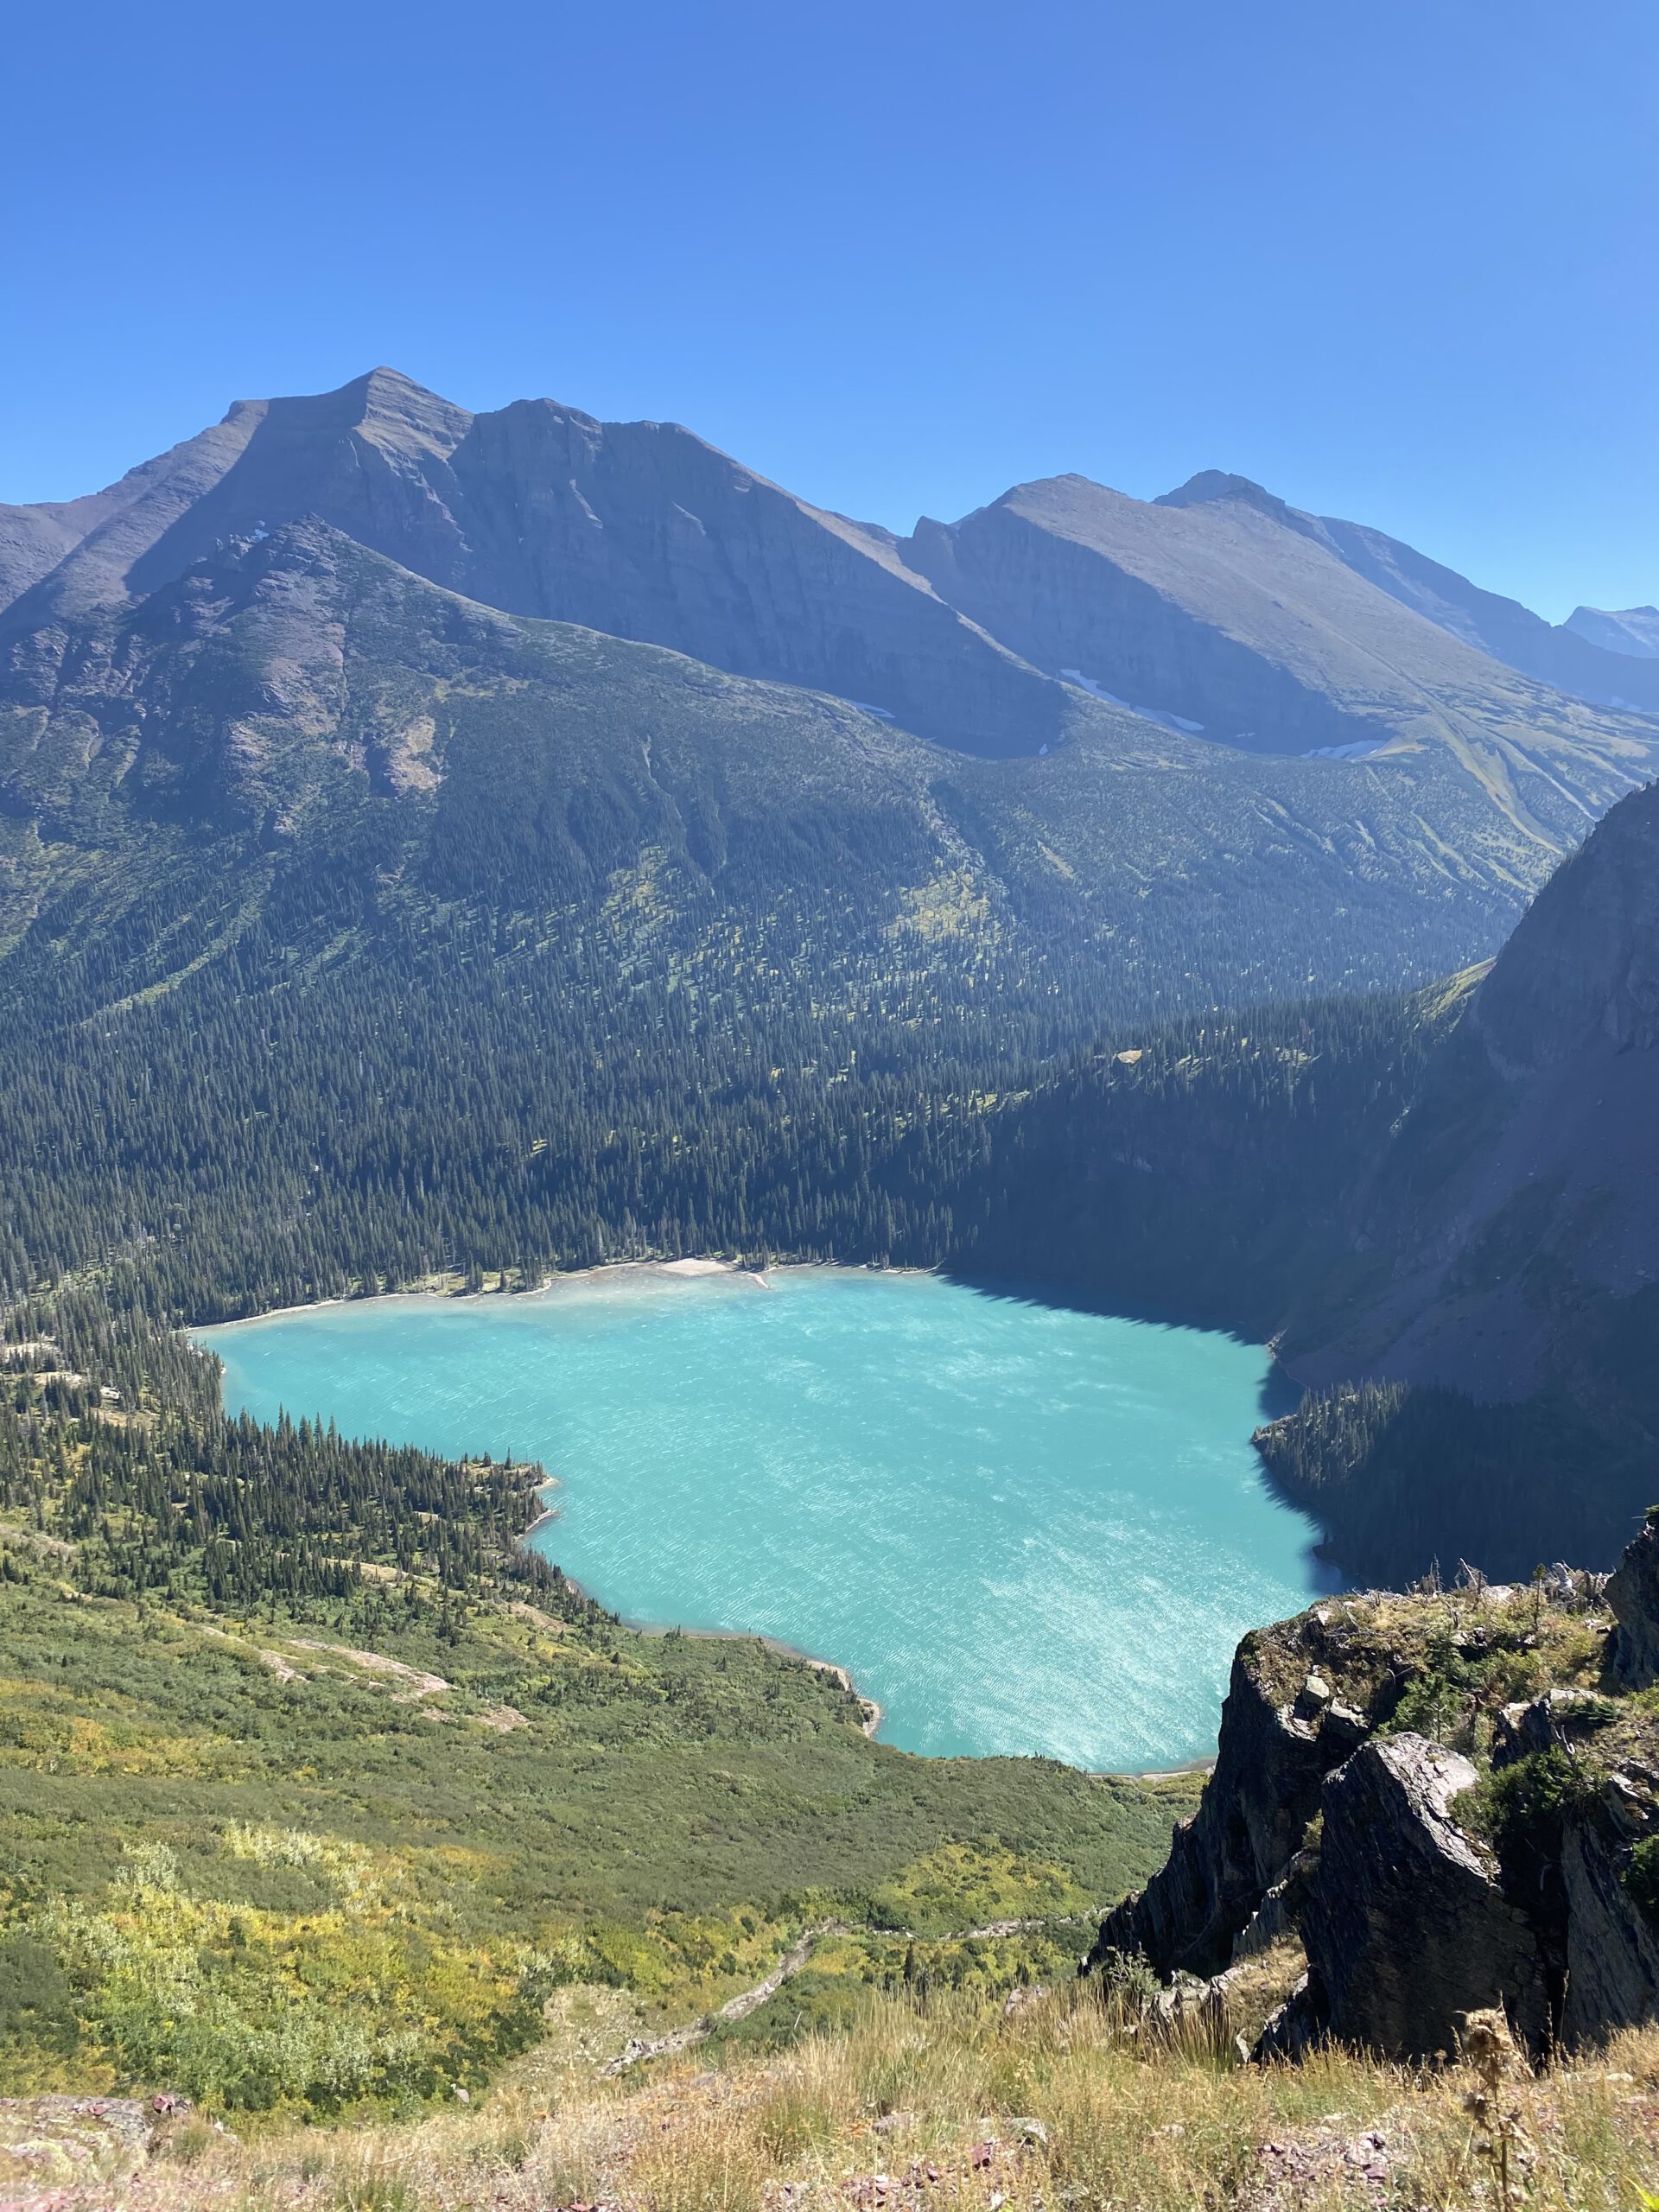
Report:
30,1982,1659,2211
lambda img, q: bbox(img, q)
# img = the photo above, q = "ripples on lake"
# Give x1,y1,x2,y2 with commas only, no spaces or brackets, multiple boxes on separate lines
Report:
200,1268,1319,1770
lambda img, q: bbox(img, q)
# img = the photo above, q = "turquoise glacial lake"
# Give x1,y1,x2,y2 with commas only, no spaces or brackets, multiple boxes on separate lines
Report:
198,1268,1319,1771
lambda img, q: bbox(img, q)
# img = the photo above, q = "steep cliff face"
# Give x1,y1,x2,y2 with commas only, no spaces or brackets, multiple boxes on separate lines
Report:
1094,1541,1659,2061
1281,775,1659,1471
899,471,1656,834
1089,1605,1395,1978
1290,1733,1550,2057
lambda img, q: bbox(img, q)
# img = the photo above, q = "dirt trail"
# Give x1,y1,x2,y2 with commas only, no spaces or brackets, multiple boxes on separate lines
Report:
602,1914,1096,2073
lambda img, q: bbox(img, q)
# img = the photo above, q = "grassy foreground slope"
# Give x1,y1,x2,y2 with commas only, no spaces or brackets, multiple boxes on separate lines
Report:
13,1973,1658,2209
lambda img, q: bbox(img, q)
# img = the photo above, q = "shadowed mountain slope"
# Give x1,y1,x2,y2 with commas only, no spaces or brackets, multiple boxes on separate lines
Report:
1252,775,1659,1577
900,471,1657,836
1286,770,1659,1417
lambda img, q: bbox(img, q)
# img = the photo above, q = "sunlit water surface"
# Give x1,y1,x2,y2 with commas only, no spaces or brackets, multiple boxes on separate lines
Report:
199,1268,1319,1770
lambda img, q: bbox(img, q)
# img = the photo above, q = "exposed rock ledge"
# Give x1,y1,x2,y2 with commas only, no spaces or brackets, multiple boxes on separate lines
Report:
1090,1531,1659,2060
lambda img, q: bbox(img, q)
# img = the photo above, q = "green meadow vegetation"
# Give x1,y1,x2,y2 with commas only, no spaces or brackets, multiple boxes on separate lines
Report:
0,1300,1191,2117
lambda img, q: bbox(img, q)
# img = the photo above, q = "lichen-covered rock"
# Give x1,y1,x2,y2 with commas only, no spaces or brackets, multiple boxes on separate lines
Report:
1607,1516,1659,1688
0,2095,161,2197
1294,1734,1549,2058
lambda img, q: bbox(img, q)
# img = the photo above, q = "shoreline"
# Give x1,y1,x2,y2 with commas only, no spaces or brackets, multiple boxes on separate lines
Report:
196,1264,901,1752
190,1253,936,1335
192,1256,1287,1787
518,1491,894,1746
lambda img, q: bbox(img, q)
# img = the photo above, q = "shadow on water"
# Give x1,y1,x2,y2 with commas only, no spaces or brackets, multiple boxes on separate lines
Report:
941,1267,1301,1418
940,1265,1338,1594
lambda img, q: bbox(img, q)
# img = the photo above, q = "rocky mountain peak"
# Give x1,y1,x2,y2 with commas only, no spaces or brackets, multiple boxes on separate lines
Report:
1154,469,1300,530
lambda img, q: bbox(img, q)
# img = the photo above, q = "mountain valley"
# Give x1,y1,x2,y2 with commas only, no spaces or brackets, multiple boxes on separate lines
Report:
2,364,1658,2153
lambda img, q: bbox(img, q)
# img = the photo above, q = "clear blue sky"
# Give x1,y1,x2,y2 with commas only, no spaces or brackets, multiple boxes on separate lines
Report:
6,0,1655,620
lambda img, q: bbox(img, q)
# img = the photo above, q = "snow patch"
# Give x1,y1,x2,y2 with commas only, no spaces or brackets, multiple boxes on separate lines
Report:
1060,671,1205,734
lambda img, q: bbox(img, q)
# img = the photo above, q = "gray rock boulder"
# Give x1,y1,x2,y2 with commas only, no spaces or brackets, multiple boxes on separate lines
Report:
1089,1627,1368,1978
1560,1776,1659,2042
1293,1734,1549,2057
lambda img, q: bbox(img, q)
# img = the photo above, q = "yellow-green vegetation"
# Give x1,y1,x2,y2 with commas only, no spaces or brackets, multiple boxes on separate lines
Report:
0,1299,1194,2119
1239,1575,1608,1732
890,869,995,946
32,1975,1659,2211
0,1548,1192,2120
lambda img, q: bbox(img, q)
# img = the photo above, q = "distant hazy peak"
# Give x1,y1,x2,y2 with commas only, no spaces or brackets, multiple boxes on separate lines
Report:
1565,604,1659,660
1155,471,1303,530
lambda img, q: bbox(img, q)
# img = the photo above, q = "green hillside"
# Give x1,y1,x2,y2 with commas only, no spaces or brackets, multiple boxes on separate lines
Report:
0,1299,1189,2113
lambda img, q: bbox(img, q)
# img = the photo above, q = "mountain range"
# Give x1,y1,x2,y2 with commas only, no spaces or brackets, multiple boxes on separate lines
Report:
4,366,1655,791
3,366,1656,1012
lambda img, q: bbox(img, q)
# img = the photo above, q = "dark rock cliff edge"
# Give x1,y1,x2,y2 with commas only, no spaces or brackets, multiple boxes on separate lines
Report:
1091,1518,1659,2059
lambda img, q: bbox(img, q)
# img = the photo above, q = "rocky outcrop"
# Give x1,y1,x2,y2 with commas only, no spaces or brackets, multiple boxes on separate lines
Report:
0,2095,175,2197
1607,1516,1659,1688
1089,1607,1396,1979
1560,1777,1659,2042
1285,1735,1548,2058
1096,1553,1659,2063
